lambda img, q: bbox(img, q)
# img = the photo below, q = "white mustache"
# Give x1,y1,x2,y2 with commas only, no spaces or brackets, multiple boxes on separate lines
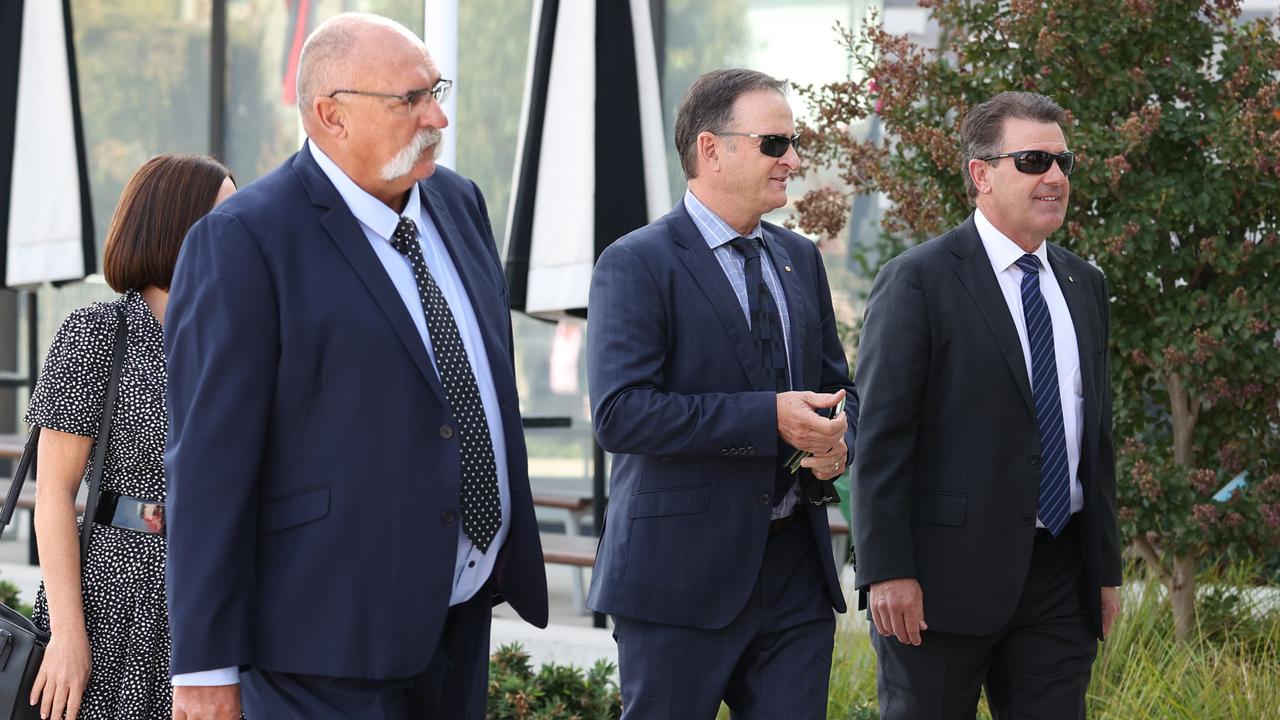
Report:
380,128,443,181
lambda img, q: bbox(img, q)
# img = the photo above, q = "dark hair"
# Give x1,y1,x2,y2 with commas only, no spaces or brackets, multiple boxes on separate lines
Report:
673,68,788,179
103,154,232,293
959,92,1068,199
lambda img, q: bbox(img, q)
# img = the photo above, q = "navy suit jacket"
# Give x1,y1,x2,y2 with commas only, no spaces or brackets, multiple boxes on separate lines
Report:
852,216,1121,639
164,145,548,678
586,202,854,629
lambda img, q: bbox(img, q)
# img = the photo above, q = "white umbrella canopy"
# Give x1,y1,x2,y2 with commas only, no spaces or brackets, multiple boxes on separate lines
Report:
0,0,95,289
503,0,670,320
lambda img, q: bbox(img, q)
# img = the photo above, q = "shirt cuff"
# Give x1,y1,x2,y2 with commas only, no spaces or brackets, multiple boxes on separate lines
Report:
171,667,240,686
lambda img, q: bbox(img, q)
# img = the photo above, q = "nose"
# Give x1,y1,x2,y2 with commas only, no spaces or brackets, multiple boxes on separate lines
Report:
422,99,449,129
779,142,800,172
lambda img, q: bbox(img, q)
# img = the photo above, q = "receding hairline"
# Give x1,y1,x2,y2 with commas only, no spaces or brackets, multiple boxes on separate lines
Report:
295,12,428,122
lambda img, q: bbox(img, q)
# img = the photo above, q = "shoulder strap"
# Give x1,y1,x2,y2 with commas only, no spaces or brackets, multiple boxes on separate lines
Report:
0,427,42,535
78,304,129,564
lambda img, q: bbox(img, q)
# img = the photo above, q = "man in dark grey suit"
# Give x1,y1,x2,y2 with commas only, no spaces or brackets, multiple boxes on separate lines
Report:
587,69,856,718
852,92,1123,719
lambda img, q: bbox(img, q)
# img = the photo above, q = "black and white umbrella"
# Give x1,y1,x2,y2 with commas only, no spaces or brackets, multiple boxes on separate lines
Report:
503,0,670,319
0,0,95,288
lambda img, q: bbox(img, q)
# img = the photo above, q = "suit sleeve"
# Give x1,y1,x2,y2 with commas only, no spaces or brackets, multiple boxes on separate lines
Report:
587,242,779,457
1095,272,1123,586
164,211,280,675
809,240,858,462
852,254,930,588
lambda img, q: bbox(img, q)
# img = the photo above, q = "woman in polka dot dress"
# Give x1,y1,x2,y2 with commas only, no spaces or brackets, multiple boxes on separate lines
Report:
26,155,235,720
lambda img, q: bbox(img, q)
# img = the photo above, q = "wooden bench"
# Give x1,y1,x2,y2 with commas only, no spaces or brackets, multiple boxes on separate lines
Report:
532,492,595,614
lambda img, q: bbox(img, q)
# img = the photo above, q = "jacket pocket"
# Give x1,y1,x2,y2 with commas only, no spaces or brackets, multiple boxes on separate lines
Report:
627,484,711,519
258,485,330,534
911,491,966,526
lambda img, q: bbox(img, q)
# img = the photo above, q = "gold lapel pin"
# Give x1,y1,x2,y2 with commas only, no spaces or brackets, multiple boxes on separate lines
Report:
784,265,792,272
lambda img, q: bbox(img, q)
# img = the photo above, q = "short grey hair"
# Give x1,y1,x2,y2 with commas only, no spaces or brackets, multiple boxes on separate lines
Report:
959,91,1068,199
673,69,788,179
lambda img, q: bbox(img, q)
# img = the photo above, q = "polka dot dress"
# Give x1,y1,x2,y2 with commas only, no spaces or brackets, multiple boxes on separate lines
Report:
389,216,501,551
27,291,173,719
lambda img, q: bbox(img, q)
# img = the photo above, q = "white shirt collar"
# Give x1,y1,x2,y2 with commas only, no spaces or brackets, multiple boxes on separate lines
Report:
308,139,423,240
974,207,1049,274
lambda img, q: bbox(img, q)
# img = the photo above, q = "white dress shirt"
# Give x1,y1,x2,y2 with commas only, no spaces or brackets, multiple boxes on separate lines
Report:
974,209,1084,527
173,142,511,686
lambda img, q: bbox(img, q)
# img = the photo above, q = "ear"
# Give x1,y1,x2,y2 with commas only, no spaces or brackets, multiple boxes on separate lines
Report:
312,96,349,139
968,157,993,195
696,131,722,174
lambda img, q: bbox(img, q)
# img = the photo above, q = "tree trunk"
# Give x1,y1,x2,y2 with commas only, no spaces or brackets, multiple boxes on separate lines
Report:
1170,553,1197,641
1165,373,1200,641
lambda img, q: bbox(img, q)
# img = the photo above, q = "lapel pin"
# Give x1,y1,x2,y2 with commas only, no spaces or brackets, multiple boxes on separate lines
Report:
1068,275,1075,283
784,265,792,272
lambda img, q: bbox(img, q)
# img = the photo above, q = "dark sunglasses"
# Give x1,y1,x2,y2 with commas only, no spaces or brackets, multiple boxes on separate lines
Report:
981,149,1075,176
715,131,801,158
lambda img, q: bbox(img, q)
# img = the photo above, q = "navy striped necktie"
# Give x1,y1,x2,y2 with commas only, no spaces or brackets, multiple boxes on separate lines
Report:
1016,253,1071,536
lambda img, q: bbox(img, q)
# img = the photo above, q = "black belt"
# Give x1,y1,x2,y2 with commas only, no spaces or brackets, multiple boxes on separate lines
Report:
768,510,802,535
93,491,165,535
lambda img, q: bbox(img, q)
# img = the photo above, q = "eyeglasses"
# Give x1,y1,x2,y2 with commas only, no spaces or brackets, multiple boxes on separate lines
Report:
714,131,801,158
980,149,1075,176
327,78,453,113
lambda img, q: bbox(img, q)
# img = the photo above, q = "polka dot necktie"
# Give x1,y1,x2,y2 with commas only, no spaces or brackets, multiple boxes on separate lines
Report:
1015,253,1071,536
389,216,501,552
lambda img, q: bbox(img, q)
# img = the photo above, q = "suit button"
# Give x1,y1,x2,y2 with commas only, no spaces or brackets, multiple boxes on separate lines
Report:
440,510,456,523
1021,512,1034,527
759,494,770,505
440,425,454,439
1028,453,1039,466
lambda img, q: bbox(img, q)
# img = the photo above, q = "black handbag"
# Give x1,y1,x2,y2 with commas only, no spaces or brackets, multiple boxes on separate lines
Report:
0,306,127,720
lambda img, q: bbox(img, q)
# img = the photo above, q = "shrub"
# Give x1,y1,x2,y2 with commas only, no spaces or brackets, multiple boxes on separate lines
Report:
487,643,622,720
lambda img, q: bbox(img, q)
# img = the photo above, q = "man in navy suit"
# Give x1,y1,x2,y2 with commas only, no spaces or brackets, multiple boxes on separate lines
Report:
164,13,547,720
586,69,857,718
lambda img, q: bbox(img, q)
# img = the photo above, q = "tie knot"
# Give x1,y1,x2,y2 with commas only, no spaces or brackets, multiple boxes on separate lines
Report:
389,216,418,255
729,237,762,260
1015,253,1041,275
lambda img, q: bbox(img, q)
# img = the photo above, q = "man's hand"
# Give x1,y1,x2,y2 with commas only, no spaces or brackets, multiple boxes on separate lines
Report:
777,390,846,455
870,578,928,646
1101,586,1121,638
172,685,241,720
800,436,848,481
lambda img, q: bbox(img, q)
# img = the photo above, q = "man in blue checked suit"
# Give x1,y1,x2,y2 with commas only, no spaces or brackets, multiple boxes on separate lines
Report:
853,92,1122,719
164,13,546,720
587,69,857,718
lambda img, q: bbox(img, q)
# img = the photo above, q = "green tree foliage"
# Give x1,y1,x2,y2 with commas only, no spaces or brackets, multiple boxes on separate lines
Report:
793,0,1280,639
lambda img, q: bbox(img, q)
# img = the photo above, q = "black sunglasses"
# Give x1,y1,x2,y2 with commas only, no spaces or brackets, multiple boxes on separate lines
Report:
980,149,1075,176
715,131,801,158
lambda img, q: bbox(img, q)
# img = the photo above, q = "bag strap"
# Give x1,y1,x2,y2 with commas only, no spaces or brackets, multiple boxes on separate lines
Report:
0,427,42,535
79,305,129,565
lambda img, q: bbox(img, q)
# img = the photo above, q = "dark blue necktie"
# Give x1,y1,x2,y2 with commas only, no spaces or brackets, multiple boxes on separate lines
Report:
729,237,792,505
729,238,790,392
1016,254,1071,536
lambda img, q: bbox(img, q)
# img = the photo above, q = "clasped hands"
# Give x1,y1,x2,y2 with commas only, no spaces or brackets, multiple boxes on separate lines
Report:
776,390,848,482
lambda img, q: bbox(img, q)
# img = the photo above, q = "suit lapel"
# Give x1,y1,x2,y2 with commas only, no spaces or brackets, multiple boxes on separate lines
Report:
1047,244,1101,475
293,148,449,405
950,217,1036,418
421,183,519,396
760,232,807,390
667,206,771,390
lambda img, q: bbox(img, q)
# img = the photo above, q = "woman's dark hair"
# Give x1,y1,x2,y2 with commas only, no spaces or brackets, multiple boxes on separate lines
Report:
102,154,232,293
